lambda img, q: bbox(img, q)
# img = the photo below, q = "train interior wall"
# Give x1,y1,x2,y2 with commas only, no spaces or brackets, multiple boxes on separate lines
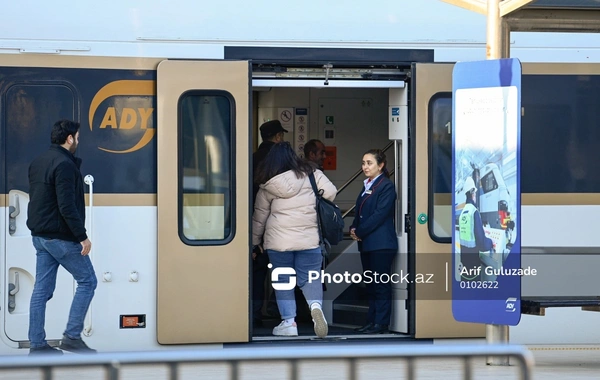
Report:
254,87,393,212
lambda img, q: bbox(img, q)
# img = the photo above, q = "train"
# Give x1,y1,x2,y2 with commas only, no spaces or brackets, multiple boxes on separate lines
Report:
1,0,600,353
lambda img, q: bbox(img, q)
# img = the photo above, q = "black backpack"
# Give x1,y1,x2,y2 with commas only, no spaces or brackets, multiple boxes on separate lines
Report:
308,172,344,250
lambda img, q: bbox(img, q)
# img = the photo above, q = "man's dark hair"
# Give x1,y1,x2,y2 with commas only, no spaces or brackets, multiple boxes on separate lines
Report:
255,142,316,185
260,129,276,141
303,139,323,158
51,119,80,145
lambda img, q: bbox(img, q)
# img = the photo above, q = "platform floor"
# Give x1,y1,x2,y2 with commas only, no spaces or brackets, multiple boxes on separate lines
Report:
2,344,599,379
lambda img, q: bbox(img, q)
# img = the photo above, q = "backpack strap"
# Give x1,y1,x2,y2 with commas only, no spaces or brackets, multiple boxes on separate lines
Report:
308,172,325,246
308,172,323,198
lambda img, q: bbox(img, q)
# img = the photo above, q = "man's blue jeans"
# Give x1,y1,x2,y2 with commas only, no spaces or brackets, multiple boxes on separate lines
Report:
29,237,97,348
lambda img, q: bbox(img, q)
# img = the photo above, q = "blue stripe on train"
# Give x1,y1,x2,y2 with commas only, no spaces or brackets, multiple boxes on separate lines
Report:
433,74,600,195
3,69,600,195
1,67,156,194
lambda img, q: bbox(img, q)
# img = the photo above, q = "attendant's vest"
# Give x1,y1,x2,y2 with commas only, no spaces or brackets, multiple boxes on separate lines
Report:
459,203,477,248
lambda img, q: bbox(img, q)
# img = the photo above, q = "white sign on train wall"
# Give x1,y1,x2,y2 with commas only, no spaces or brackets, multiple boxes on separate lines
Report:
295,108,308,157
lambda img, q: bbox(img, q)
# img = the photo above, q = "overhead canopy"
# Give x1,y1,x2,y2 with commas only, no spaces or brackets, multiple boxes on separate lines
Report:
528,0,600,9
442,0,600,32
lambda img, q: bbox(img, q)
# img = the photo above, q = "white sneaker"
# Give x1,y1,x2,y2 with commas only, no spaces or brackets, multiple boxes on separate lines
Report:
310,303,328,338
273,321,298,337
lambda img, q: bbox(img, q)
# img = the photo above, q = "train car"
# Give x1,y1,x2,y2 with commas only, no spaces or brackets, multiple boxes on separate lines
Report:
2,0,600,353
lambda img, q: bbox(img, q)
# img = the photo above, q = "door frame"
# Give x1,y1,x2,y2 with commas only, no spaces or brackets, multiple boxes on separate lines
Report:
156,59,252,344
410,63,486,339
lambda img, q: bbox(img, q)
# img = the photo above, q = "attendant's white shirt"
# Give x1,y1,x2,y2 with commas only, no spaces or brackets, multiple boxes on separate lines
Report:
361,173,383,197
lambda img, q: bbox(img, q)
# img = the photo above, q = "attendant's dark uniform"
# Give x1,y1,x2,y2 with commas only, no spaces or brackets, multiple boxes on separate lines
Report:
350,173,398,333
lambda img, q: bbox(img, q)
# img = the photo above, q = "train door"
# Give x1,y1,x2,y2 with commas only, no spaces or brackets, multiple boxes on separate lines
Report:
2,82,78,344
250,81,408,336
156,60,251,344
411,63,484,338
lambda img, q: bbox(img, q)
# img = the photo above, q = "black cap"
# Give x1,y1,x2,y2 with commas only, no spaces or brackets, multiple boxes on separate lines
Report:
259,120,288,139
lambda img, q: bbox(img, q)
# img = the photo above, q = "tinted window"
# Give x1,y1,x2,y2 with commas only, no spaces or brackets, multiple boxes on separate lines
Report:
5,84,76,192
480,171,498,193
179,92,234,244
428,93,452,242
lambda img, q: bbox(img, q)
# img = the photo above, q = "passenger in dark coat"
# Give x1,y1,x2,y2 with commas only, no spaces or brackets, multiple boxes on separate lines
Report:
252,120,287,328
27,119,97,355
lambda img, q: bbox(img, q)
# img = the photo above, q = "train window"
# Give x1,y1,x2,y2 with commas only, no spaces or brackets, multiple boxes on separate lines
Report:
5,84,76,192
428,93,452,243
480,171,498,193
178,91,235,245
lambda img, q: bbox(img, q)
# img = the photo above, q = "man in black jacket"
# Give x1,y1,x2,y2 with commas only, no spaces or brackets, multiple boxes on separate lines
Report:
252,120,288,203
252,120,287,328
27,120,97,355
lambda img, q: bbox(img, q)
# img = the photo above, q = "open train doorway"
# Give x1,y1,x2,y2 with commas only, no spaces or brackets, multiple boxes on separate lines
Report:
249,80,409,340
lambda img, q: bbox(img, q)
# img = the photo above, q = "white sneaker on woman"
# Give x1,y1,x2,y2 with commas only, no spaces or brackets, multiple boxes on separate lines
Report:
310,303,328,338
273,321,298,336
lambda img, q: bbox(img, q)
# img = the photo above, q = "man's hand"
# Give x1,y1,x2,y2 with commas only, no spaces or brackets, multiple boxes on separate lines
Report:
252,244,264,260
80,239,92,256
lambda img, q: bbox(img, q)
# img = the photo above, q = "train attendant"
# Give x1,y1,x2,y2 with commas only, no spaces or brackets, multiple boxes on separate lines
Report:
350,149,398,334
252,142,336,338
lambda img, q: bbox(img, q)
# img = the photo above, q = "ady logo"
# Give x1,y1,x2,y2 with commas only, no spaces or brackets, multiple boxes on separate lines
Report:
505,297,517,312
89,80,156,153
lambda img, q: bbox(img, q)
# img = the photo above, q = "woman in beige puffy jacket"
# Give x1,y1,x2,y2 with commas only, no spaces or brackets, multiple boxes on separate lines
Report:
253,142,337,339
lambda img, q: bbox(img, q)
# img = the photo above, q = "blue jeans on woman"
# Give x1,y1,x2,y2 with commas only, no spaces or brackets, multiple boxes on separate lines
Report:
29,237,97,348
267,248,323,320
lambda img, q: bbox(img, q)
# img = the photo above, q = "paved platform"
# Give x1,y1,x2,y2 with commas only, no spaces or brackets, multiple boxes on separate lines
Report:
1,344,599,379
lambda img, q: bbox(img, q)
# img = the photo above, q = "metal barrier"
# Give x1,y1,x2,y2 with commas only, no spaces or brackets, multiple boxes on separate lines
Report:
0,344,534,380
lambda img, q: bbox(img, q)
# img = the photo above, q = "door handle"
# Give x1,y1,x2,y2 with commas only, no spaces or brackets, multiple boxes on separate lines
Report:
8,194,20,235
8,272,19,313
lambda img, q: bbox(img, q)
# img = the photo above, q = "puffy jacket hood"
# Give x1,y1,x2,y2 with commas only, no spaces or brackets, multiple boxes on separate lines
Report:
260,170,305,199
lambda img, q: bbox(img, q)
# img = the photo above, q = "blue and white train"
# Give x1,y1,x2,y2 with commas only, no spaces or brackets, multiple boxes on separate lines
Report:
1,0,600,353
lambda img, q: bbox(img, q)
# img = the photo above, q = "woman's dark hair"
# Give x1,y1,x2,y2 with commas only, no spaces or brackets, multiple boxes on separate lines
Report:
363,148,389,176
51,119,80,145
255,142,316,185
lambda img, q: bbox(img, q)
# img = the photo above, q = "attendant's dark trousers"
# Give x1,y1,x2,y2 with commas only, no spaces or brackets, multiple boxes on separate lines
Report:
360,249,396,326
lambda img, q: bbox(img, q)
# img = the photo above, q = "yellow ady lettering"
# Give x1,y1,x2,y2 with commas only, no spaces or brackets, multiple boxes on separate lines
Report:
96,107,156,154
119,108,137,130
99,107,155,130
138,107,154,129
99,107,118,129
89,80,156,154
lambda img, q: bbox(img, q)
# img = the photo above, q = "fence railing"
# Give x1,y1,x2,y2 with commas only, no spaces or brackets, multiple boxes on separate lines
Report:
0,344,534,380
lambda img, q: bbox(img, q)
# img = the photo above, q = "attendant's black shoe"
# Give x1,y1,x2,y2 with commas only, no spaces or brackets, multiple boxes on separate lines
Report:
59,335,97,354
361,324,389,334
29,345,63,356
353,323,374,333
253,319,264,328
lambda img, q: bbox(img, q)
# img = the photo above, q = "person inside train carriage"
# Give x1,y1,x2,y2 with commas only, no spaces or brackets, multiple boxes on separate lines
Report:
458,176,494,281
26,120,97,355
252,119,288,328
252,141,337,338
303,139,327,171
350,149,398,335
253,120,288,203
